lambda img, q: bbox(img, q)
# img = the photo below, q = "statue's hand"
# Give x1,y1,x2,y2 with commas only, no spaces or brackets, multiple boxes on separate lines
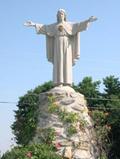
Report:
24,20,36,27
88,16,98,23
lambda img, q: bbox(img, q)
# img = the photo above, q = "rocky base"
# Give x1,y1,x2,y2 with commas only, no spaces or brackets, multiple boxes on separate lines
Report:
32,86,99,159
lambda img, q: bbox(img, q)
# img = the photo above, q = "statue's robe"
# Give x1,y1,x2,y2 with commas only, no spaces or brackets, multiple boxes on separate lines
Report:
35,21,89,85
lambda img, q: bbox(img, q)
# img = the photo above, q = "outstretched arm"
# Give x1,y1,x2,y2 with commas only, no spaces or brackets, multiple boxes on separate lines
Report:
78,16,97,32
24,20,36,27
87,16,98,23
24,20,46,34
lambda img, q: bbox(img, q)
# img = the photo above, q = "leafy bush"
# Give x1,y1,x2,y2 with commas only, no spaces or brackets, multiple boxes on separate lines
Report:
1,144,62,159
74,76,120,158
90,110,111,158
35,127,56,144
12,81,54,145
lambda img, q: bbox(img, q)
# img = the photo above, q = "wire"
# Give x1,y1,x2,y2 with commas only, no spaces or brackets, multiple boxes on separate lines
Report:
88,106,120,110
0,97,120,104
86,97,120,102
0,101,17,104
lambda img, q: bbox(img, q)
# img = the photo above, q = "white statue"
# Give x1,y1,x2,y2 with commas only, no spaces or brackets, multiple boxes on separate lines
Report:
24,9,97,86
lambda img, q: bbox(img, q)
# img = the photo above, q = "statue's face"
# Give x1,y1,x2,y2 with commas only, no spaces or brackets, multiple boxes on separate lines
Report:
57,11,65,22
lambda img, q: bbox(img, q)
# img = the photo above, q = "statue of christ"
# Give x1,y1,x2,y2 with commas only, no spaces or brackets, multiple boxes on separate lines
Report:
24,9,97,86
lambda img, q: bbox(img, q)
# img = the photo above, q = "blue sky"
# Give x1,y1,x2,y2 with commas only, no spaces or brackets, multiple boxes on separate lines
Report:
0,0,120,154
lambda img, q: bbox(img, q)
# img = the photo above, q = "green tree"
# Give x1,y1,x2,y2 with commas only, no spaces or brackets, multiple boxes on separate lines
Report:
73,77,101,107
103,75,120,96
102,76,120,159
12,81,54,145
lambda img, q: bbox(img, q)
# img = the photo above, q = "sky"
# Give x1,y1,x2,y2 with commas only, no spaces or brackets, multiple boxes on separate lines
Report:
0,0,120,155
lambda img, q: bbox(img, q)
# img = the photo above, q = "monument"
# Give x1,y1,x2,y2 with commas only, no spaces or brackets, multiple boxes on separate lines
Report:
24,9,99,159
24,9,97,86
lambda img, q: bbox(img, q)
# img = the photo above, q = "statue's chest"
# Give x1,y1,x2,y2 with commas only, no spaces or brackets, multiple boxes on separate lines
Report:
54,23,72,36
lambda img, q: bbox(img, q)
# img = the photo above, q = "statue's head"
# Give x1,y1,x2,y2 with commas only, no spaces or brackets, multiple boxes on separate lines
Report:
57,9,66,22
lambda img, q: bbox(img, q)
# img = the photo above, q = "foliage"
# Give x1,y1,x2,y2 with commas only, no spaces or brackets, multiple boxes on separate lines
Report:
12,93,39,145
1,144,62,159
79,117,88,129
74,76,120,158
59,110,79,123
12,81,54,145
67,125,77,136
48,96,59,113
103,75,120,96
35,128,56,144
73,77,101,107
47,95,79,136
91,110,111,157
48,95,88,137
102,76,120,159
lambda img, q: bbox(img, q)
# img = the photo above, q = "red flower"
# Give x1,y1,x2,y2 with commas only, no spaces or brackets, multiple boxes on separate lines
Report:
55,142,61,150
26,151,32,158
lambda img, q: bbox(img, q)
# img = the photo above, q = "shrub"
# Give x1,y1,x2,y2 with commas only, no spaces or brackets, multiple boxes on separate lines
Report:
11,81,54,145
1,144,62,159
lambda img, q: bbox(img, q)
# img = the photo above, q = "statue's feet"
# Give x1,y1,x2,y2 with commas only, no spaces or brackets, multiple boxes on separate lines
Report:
54,83,63,87
63,83,72,87
54,83,72,87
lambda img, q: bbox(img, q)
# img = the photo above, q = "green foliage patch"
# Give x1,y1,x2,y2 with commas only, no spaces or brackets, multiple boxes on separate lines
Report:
35,127,56,144
1,144,62,159
47,95,88,137
12,81,54,145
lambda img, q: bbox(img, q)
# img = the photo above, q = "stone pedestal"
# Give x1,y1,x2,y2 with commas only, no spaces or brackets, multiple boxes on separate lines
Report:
32,86,99,159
